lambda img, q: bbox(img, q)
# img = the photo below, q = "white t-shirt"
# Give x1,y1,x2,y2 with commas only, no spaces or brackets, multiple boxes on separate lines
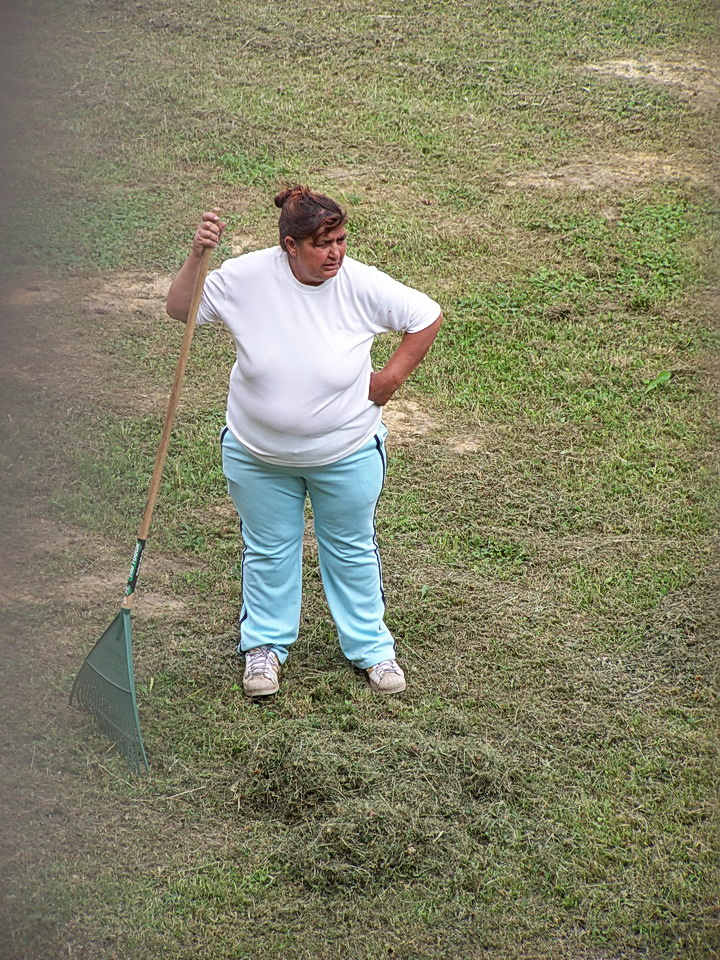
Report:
197,246,440,466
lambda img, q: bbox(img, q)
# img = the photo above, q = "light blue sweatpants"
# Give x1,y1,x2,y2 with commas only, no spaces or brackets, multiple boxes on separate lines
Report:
221,425,396,670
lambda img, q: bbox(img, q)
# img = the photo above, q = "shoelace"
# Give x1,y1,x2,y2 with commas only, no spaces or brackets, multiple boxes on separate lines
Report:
370,659,401,677
246,647,277,678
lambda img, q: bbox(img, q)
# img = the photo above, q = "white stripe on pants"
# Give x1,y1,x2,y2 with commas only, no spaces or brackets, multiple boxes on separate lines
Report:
221,424,396,670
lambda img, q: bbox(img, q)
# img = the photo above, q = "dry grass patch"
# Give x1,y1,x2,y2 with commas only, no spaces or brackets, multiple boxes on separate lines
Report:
585,56,720,107
505,150,712,192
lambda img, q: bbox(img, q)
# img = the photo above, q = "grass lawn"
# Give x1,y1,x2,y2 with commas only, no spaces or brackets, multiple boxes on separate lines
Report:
0,1,718,958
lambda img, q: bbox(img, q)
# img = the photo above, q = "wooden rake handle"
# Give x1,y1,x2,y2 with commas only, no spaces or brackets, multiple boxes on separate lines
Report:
137,240,215,542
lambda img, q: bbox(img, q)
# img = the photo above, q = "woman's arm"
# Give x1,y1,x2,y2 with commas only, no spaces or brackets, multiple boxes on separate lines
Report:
166,212,226,322
369,313,443,406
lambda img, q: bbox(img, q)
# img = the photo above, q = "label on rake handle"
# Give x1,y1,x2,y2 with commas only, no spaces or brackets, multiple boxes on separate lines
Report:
125,538,147,597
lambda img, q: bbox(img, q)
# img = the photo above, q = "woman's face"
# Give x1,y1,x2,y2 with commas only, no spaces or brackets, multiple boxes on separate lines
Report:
285,224,347,285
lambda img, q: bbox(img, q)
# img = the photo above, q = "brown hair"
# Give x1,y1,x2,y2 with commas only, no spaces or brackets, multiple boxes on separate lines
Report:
274,184,347,251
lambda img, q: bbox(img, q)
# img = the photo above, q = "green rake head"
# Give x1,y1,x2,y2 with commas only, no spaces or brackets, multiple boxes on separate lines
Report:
70,609,149,773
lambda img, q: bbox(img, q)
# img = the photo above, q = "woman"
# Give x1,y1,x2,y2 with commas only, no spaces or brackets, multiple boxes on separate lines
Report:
166,186,442,697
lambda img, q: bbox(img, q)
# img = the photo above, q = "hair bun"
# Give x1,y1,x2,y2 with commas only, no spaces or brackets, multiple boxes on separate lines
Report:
274,185,302,209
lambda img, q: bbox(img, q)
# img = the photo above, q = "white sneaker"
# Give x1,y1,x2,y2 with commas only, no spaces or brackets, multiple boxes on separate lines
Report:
243,645,280,697
366,659,406,695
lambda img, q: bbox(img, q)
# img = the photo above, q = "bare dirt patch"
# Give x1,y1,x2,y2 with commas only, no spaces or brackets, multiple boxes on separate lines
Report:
384,399,501,456
446,425,499,455
0,508,187,627
83,271,175,315
505,151,710,192
586,57,720,107
67,570,187,620
0,512,118,608
2,273,183,418
7,271,173,316
383,397,439,442
132,591,186,619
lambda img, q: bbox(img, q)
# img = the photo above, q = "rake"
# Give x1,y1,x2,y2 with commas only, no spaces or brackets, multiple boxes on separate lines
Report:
70,240,215,772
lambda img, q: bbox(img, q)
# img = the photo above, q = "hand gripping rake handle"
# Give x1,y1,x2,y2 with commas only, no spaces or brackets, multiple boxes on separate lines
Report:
122,235,216,610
